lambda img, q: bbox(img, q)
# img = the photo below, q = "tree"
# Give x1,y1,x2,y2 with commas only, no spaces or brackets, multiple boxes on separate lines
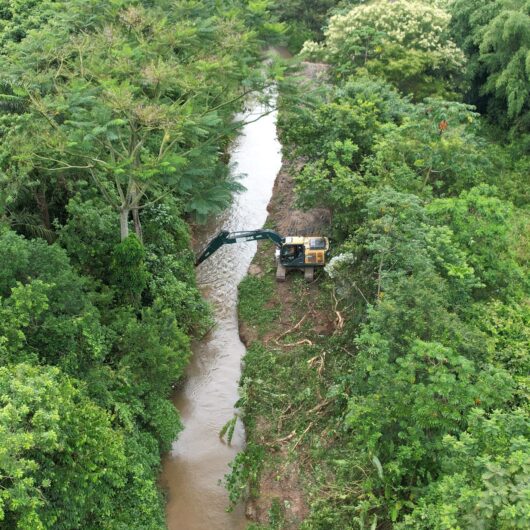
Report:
279,77,409,235
111,234,150,306
473,299,530,380
0,363,127,530
0,0,270,240
0,229,110,372
364,99,489,197
332,188,477,302
302,0,466,98
0,0,59,51
451,0,530,132
400,408,530,529
270,0,340,50
428,185,528,299
0,227,193,528
338,264,515,522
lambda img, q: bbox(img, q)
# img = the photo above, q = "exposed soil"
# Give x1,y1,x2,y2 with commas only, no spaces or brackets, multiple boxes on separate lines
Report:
268,157,331,238
245,448,308,525
238,63,333,528
239,151,332,350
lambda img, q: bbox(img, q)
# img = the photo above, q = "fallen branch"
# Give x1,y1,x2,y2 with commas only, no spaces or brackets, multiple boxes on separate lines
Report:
271,312,309,344
277,430,296,444
282,339,313,348
307,399,331,415
293,421,314,450
307,352,326,376
331,288,344,333
278,403,304,431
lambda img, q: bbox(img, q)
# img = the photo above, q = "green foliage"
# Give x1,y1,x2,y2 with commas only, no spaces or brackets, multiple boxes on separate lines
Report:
399,408,530,529
220,415,239,445
225,442,265,508
3,0,530,527
239,274,282,337
0,280,50,364
328,188,479,315
268,498,287,529
283,80,500,237
143,202,210,333
451,0,530,133
0,363,127,530
428,185,528,298
364,100,488,196
280,76,407,163
303,0,466,98
119,307,190,402
0,230,109,372
0,0,59,50
58,196,118,280
473,299,530,379
0,224,193,525
270,0,340,51
348,325,514,518
111,235,150,306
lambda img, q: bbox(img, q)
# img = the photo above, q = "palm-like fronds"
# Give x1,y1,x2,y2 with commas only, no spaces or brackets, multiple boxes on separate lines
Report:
0,82,28,113
8,211,56,242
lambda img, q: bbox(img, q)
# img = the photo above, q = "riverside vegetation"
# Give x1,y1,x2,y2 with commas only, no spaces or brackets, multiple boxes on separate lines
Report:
231,1,530,529
0,0,285,528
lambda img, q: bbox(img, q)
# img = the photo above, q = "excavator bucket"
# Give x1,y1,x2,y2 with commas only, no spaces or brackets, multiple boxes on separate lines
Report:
195,231,230,266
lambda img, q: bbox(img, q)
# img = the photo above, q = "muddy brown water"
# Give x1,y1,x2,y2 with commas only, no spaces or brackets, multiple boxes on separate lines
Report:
160,96,282,530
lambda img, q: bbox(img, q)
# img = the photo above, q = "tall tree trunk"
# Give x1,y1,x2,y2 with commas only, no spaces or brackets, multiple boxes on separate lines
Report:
130,180,143,242
132,206,143,242
35,185,51,230
120,207,129,241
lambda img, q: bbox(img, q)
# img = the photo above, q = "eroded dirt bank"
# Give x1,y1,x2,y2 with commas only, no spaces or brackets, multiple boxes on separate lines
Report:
239,153,332,348
237,65,335,528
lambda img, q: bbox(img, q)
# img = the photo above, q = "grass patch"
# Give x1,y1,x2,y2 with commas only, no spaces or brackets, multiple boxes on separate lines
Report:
239,274,282,337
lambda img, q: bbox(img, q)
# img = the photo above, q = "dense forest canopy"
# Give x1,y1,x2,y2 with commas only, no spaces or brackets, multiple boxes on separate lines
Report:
0,0,281,527
0,0,528,529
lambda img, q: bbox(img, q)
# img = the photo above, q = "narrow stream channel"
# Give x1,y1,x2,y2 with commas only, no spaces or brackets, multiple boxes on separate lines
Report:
160,95,282,529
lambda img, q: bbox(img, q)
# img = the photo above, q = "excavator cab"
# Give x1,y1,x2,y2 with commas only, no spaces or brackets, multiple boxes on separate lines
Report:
280,242,304,265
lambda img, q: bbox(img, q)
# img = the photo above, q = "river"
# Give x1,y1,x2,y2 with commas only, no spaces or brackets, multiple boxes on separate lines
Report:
160,94,282,529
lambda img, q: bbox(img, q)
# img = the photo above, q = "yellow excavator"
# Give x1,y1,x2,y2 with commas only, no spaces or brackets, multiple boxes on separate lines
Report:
195,229,330,281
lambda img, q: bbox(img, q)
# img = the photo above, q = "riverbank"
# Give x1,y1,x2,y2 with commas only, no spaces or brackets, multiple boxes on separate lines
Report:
234,66,340,528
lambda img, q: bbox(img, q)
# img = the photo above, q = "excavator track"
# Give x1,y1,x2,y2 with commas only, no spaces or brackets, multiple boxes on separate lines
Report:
276,263,286,282
304,267,314,282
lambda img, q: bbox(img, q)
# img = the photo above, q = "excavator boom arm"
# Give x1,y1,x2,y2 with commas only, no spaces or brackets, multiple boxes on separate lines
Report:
195,229,283,266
